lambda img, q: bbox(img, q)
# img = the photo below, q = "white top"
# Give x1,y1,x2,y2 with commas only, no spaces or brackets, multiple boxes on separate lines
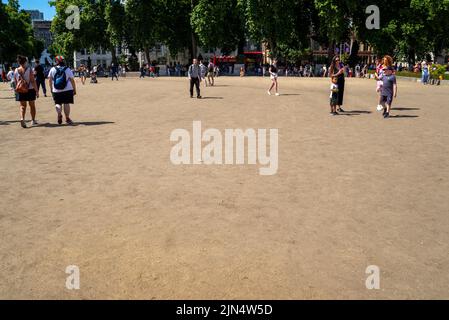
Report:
49,66,74,93
14,67,34,89
7,71,14,82
330,83,338,98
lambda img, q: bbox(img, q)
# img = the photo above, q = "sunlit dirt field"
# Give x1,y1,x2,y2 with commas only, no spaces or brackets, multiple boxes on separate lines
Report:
1,76,448,299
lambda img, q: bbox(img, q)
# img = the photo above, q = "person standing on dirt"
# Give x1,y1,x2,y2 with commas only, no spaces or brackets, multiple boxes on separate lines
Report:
188,59,202,99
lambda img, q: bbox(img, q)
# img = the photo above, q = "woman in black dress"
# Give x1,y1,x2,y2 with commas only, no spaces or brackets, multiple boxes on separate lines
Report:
329,56,345,112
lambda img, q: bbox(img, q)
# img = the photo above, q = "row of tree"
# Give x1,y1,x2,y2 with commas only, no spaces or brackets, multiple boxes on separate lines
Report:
3,0,448,65
0,0,44,64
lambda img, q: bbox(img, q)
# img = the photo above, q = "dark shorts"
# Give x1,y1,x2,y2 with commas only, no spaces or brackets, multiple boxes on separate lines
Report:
53,90,74,105
381,95,393,105
330,96,338,105
16,89,36,102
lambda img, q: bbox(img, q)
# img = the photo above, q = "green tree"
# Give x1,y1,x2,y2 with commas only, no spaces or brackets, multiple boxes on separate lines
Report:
238,0,312,59
191,0,245,55
0,0,36,63
50,0,114,63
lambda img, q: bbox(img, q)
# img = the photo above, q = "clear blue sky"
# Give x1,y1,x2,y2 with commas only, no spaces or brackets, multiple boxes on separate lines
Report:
2,0,55,20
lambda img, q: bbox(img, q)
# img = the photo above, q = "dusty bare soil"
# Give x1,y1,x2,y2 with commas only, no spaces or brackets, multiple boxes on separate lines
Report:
0,76,448,299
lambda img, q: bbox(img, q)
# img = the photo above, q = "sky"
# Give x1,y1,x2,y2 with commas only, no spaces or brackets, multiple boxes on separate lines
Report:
2,0,56,20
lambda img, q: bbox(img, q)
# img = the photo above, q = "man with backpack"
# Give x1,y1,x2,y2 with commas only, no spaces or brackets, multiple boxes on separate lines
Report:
48,56,77,125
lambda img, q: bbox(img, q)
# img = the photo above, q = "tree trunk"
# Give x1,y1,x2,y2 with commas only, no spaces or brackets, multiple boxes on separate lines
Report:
327,40,335,65
190,32,197,60
111,45,117,65
144,47,150,65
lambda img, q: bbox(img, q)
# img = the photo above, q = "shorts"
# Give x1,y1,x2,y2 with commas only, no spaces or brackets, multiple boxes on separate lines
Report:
330,96,338,105
381,95,393,105
207,72,214,77
16,89,36,102
376,81,383,92
52,90,74,105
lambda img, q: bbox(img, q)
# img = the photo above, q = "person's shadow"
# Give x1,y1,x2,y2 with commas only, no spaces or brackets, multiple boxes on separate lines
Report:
38,121,115,128
390,106,420,118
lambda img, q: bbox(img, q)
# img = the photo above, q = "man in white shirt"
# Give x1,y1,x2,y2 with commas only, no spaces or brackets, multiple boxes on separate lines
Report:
48,56,77,125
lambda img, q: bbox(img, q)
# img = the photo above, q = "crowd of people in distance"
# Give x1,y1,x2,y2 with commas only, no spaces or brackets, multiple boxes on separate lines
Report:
4,51,448,129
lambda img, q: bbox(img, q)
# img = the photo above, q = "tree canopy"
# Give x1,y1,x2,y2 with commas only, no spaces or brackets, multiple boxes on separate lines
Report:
41,0,449,65
0,0,41,63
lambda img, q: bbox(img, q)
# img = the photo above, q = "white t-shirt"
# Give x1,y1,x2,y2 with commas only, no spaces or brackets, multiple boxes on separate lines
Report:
330,83,338,98
14,67,34,89
49,66,74,93
7,71,14,82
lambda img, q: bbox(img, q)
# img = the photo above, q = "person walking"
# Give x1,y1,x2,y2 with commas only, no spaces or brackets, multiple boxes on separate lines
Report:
34,59,47,97
78,64,87,85
188,59,202,99
7,67,15,92
14,56,39,128
379,66,398,118
199,60,208,87
421,60,429,85
329,56,345,112
110,63,119,81
207,59,215,86
267,59,280,96
48,56,77,125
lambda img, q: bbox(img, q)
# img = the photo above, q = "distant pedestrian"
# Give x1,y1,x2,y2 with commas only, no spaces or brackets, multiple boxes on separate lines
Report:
188,59,202,99
34,59,47,97
111,63,119,81
78,64,87,85
7,67,15,92
207,60,215,86
267,59,280,96
329,55,345,112
199,60,208,87
421,60,429,85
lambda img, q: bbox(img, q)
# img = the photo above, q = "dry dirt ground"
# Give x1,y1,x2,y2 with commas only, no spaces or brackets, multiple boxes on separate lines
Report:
0,76,448,299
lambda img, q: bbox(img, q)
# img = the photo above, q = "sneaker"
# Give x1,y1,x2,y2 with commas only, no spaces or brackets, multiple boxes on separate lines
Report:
190,96,194,98
267,91,272,96
383,112,390,118
58,114,63,125
31,120,38,126
20,120,27,128
382,108,387,116
275,93,280,96
66,118,74,125
197,96,202,99
333,112,339,116
337,107,345,112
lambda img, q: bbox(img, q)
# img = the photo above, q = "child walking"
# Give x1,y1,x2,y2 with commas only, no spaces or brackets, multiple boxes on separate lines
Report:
379,66,397,119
